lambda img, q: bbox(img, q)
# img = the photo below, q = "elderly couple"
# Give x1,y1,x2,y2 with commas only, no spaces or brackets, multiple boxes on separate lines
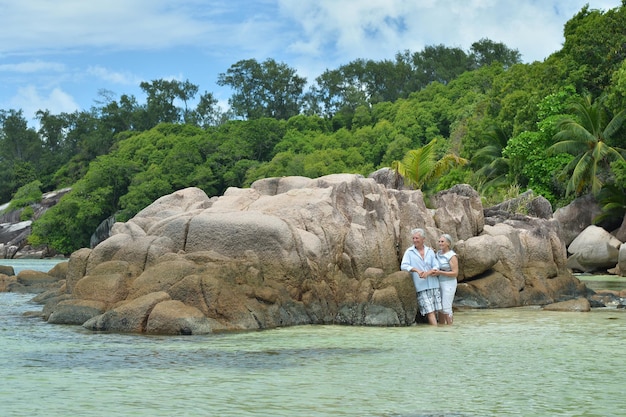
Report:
401,228,459,326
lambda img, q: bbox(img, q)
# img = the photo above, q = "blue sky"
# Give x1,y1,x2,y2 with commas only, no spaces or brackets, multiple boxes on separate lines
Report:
0,0,621,125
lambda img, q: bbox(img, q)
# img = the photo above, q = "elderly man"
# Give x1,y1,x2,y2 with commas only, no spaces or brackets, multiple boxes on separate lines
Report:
400,228,441,325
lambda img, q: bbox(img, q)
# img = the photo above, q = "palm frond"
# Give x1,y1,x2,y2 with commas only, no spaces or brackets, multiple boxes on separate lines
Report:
552,94,625,197
548,139,586,156
391,138,467,190
604,108,626,139
594,183,626,224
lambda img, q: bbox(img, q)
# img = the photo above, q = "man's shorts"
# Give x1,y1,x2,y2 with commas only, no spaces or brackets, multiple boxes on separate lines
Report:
417,288,442,315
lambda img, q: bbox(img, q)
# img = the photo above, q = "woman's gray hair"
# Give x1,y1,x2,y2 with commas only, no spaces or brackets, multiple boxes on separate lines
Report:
441,233,454,246
411,228,426,237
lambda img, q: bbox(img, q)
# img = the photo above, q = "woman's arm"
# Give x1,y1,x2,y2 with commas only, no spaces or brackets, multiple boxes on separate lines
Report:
439,255,458,278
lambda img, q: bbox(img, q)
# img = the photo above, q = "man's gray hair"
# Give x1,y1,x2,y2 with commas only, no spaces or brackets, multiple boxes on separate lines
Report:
411,228,425,237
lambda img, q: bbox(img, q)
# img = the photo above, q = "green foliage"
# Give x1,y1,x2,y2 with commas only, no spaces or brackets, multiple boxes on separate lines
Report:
611,159,626,183
594,183,626,227
0,110,43,201
593,159,626,226
469,38,522,69
218,58,306,120
117,172,172,221
503,130,570,204
605,60,626,113
536,86,577,120
20,206,34,221
559,5,626,95
29,155,138,253
436,167,472,192
4,180,42,212
29,196,90,254
479,183,523,208
391,139,468,191
472,125,510,189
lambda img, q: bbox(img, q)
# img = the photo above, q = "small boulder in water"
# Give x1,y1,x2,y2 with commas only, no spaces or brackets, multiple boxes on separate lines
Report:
542,297,591,312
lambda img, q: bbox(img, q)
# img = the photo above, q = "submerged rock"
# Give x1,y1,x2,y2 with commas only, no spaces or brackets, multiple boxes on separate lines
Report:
543,298,591,312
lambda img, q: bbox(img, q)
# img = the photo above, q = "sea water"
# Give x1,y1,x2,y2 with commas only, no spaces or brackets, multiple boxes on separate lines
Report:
0,261,625,417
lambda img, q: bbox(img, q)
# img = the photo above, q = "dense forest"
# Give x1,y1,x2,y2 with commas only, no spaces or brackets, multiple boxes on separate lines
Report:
1,4,626,255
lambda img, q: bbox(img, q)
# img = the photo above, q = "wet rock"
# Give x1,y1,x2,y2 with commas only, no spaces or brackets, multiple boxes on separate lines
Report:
543,297,591,312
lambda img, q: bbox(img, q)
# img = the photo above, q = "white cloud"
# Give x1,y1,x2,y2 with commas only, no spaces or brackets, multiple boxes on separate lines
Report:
0,0,620,63
277,0,621,68
87,66,142,86
9,85,79,122
0,0,217,54
0,60,66,73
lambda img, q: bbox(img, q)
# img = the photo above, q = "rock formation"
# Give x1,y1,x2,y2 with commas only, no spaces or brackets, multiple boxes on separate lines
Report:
553,194,626,276
41,174,586,334
553,194,603,246
0,188,71,258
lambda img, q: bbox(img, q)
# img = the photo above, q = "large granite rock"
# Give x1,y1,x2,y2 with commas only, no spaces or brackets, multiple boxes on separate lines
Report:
553,194,602,246
431,184,484,242
485,190,553,220
567,225,622,272
454,216,579,308
43,175,585,334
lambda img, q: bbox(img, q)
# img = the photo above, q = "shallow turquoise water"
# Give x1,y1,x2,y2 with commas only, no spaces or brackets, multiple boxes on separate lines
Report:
0,258,66,275
1,261,625,417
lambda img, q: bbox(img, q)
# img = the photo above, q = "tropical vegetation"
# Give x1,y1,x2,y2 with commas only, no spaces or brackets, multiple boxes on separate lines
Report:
1,4,626,254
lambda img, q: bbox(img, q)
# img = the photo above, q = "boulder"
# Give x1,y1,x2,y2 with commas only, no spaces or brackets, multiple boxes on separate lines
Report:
43,175,585,334
485,190,553,220
47,261,68,280
567,225,622,272
368,167,405,189
73,260,141,306
553,194,602,246
6,269,65,293
17,269,59,286
431,184,484,242
47,299,107,325
0,273,17,292
83,291,172,333
0,264,15,276
543,298,591,312
588,290,622,307
453,215,580,308
145,299,218,335
618,244,626,277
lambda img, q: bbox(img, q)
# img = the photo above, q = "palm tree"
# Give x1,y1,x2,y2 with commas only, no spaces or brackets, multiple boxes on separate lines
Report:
472,125,510,188
549,94,626,196
391,138,467,189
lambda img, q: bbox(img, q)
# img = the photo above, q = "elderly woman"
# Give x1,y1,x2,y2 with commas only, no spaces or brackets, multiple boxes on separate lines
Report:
436,234,459,325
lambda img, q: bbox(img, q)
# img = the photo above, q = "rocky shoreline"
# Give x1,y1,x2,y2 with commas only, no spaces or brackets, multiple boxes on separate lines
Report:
1,172,625,334
0,188,71,259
